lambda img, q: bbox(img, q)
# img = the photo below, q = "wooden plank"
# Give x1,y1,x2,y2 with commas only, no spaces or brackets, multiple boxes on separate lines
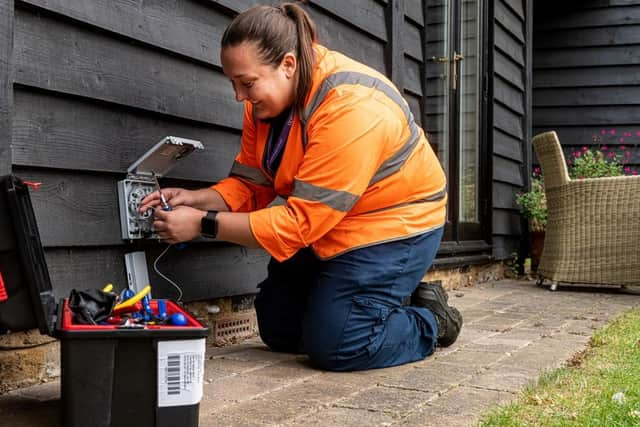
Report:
20,0,230,68
0,1,12,175
536,5,640,30
533,125,640,150
17,168,131,246
494,103,524,139
533,66,640,88
309,0,387,42
535,26,640,49
494,75,525,115
502,0,524,21
215,0,390,42
314,8,386,74
495,23,525,65
404,19,423,61
146,243,269,300
13,8,242,129
209,0,258,14
493,155,524,186
425,4,447,25
494,49,524,91
492,235,520,259
12,88,239,181
45,245,269,300
534,45,640,69
404,0,424,26
493,181,519,210
494,129,524,162
492,209,522,235
533,86,640,107
386,0,405,87
534,106,640,126
495,0,524,43
403,56,423,97
547,0,640,8
405,93,422,127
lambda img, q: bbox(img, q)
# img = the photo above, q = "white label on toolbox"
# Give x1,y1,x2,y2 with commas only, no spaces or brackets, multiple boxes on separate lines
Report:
157,338,205,407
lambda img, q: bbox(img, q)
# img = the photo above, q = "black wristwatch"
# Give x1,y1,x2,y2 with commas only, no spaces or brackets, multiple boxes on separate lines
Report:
201,211,219,238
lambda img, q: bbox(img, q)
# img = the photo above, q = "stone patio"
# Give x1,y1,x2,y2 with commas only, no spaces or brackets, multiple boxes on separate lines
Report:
1,279,638,426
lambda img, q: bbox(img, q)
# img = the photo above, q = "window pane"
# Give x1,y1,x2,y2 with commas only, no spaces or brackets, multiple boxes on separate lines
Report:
458,0,481,223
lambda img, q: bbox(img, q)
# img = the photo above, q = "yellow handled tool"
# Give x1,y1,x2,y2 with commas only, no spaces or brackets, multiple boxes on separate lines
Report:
113,285,151,311
102,283,114,293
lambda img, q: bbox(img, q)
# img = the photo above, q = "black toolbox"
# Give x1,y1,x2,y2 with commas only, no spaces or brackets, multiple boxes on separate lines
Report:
0,174,209,427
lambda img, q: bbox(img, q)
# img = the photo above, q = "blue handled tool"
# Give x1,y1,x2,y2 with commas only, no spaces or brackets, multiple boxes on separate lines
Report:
156,299,167,321
152,171,187,250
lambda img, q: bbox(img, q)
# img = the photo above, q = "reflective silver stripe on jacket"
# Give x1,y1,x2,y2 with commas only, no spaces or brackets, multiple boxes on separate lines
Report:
292,179,359,212
291,177,446,214
300,71,422,187
354,188,447,216
229,161,271,187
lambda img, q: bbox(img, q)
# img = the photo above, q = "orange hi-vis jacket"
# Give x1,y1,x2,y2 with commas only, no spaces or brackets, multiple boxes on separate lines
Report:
212,45,447,262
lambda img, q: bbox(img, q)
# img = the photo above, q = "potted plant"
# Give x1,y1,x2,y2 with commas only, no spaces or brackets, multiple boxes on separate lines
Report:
516,169,546,271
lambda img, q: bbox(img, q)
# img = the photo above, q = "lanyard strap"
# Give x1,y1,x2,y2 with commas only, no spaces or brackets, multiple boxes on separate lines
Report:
265,109,294,176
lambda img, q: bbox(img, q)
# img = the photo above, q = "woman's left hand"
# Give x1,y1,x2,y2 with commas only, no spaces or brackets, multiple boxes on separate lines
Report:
152,206,206,244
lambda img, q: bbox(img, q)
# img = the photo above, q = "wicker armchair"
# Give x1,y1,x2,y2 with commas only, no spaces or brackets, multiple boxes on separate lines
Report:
532,131,640,289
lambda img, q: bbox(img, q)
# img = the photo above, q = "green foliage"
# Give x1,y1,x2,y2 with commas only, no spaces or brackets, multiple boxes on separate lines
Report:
569,148,623,179
477,309,640,427
515,173,547,232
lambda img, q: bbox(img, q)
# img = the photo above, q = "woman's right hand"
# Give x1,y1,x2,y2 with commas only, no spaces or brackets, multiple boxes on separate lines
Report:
139,187,197,214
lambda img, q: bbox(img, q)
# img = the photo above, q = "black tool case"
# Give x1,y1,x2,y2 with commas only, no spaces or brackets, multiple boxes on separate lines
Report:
0,174,209,427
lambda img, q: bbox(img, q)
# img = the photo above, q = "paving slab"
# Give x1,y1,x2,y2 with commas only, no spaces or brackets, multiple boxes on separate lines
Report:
1,279,638,427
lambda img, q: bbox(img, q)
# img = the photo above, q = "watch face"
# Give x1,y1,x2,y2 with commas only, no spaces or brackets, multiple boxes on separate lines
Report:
201,211,218,238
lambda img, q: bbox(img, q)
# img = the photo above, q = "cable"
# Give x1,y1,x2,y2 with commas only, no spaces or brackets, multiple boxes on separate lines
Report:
152,243,183,302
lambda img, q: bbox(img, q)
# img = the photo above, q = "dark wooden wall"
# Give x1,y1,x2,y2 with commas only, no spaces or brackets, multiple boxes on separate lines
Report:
490,0,533,259
533,0,640,171
1,0,440,300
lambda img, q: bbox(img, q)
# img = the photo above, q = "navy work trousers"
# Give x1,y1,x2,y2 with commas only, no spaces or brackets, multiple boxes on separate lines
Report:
254,227,444,371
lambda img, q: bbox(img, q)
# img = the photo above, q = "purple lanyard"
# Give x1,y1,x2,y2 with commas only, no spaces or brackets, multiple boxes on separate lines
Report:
265,109,294,176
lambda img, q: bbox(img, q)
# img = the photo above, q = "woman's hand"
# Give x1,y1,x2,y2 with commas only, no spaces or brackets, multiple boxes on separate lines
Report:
152,206,206,244
140,187,229,214
139,188,199,214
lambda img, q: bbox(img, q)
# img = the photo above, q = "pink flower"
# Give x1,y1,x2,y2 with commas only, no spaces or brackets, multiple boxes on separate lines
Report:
625,151,632,158
633,170,638,175
610,129,616,135
625,166,631,173
619,138,625,143
608,152,615,158
620,145,626,150
573,151,581,158
601,146,608,151
636,131,640,137
582,146,589,152
601,130,607,135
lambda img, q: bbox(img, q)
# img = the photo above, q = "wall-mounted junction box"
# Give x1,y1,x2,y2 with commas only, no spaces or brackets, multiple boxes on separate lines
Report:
117,136,204,240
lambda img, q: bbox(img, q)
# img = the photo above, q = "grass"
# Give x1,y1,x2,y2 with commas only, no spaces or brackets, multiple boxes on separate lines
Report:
478,309,640,427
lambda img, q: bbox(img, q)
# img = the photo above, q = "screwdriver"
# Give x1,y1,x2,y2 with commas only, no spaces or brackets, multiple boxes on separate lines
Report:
152,171,187,250
152,171,171,211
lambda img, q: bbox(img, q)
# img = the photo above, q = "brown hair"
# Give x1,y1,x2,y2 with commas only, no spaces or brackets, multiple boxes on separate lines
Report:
221,2,317,117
